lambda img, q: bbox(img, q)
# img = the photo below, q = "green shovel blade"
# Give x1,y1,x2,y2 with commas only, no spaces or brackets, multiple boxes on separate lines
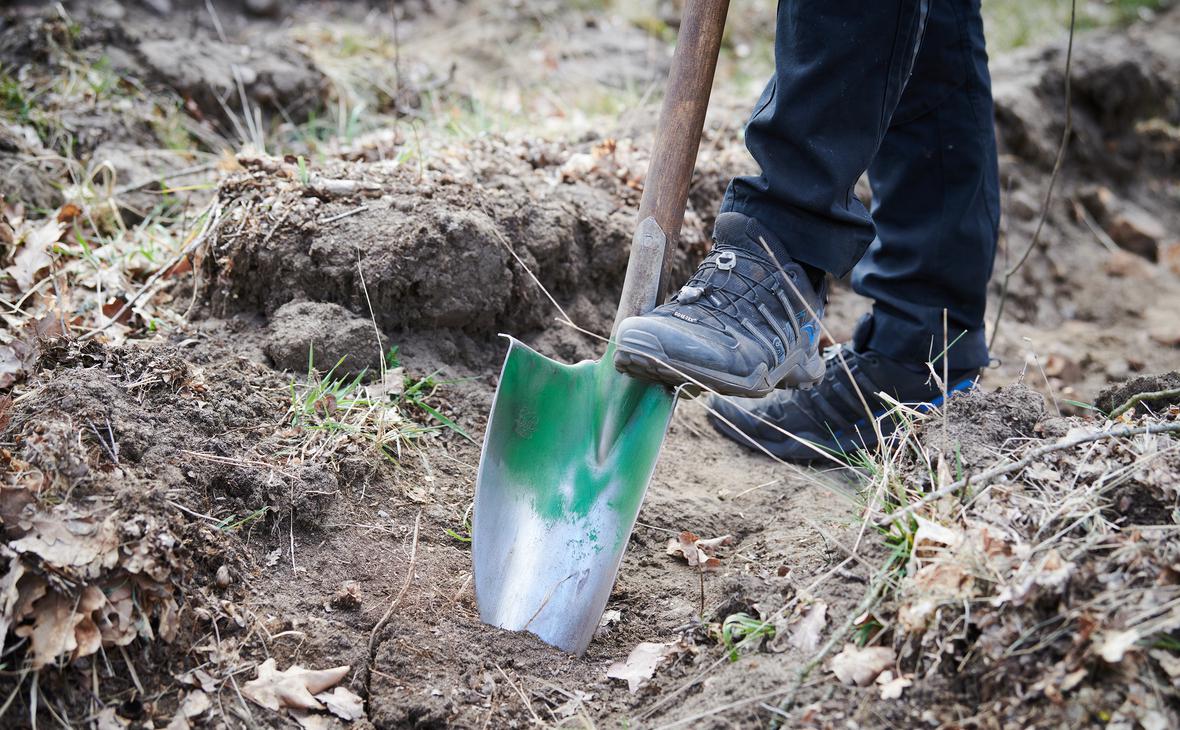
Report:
473,337,676,654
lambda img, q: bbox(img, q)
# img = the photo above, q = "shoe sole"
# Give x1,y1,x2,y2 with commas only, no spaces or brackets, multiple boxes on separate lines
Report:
706,409,874,461
614,329,825,398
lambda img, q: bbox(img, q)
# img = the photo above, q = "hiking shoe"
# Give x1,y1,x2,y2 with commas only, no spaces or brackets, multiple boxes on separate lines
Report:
613,213,826,397
708,345,979,461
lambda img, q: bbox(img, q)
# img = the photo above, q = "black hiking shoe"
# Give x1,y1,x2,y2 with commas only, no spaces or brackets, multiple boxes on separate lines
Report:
708,345,980,461
613,213,826,397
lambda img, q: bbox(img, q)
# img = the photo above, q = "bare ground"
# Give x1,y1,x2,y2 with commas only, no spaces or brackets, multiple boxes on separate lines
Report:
1,1,1180,728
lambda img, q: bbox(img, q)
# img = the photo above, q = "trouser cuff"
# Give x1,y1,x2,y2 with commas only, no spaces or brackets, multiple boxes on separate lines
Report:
852,310,989,372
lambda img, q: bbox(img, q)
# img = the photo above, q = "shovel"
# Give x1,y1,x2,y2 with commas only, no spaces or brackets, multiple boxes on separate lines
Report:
472,0,731,655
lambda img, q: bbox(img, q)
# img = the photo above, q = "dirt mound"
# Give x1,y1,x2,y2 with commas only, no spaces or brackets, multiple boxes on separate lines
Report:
203,140,724,366
861,380,1180,728
0,339,277,723
0,2,325,132
926,383,1047,467
1096,370,1180,416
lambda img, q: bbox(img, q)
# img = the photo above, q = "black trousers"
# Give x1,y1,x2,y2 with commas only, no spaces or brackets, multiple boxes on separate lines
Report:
721,0,1000,370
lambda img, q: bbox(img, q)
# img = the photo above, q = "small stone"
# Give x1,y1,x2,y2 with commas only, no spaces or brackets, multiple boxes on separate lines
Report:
1077,185,1114,222
245,0,282,17
1043,353,1082,384
1106,204,1167,261
1008,189,1040,221
1149,326,1180,348
329,583,362,611
1105,359,1131,383
215,565,232,588
1160,240,1180,277
1103,249,1153,279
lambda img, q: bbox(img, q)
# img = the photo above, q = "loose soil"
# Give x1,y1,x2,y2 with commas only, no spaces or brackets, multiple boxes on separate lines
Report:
1,1,1179,728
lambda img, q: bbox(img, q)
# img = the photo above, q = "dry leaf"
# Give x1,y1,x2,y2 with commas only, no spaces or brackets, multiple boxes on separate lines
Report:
910,516,963,563
10,512,120,577
19,591,82,668
778,601,826,653
166,690,212,730
0,341,34,389
56,203,83,224
1151,650,1180,681
828,644,895,687
0,558,25,648
1096,628,1140,663
316,685,365,721
6,218,61,290
96,707,130,730
897,562,975,632
554,690,594,718
291,711,334,730
665,531,732,571
606,641,676,693
876,670,912,699
242,658,351,711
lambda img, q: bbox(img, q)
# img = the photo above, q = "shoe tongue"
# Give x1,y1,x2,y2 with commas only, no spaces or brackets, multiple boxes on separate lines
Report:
711,212,749,247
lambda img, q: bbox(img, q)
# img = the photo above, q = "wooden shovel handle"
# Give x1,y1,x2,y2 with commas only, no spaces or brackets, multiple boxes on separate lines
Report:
613,0,731,333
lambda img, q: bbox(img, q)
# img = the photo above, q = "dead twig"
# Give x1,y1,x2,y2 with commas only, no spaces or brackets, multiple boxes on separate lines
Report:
989,0,1076,350
367,510,422,656
1108,387,1180,420
877,421,1180,529
494,664,542,725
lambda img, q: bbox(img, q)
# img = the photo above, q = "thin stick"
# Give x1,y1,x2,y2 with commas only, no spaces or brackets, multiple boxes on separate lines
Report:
368,511,422,655
489,227,575,328
1109,387,1180,420
320,205,369,224
355,245,386,381
989,0,1076,350
878,422,1180,529
494,664,542,725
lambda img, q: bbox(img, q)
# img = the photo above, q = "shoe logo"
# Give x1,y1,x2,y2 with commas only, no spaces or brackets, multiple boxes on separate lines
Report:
801,322,818,348
672,311,699,324
772,336,785,360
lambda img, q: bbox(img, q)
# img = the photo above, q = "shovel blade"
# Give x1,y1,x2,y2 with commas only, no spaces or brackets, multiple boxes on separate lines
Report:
473,338,675,654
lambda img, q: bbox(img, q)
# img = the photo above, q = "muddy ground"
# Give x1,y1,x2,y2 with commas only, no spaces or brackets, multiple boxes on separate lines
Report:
2,0,1180,728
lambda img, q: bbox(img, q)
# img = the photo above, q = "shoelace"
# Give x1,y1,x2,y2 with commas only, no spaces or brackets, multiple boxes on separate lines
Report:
676,250,786,328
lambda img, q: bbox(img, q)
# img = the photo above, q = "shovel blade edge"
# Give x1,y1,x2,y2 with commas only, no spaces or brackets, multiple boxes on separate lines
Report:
473,338,675,654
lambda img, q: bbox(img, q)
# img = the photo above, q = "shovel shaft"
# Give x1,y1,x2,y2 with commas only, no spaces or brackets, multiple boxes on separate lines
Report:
613,0,731,333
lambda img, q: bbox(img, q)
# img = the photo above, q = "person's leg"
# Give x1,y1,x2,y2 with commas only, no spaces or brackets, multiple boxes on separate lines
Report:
614,0,930,397
852,0,1000,372
710,0,999,459
722,0,931,277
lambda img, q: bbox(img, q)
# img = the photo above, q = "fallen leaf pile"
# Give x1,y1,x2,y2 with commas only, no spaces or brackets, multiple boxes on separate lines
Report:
0,188,212,365
665,530,733,571
873,403,1180,726
0,452,183,669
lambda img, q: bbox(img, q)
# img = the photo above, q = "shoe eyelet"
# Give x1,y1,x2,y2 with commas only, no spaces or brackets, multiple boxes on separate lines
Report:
716,251,737,271
787,271,797,281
